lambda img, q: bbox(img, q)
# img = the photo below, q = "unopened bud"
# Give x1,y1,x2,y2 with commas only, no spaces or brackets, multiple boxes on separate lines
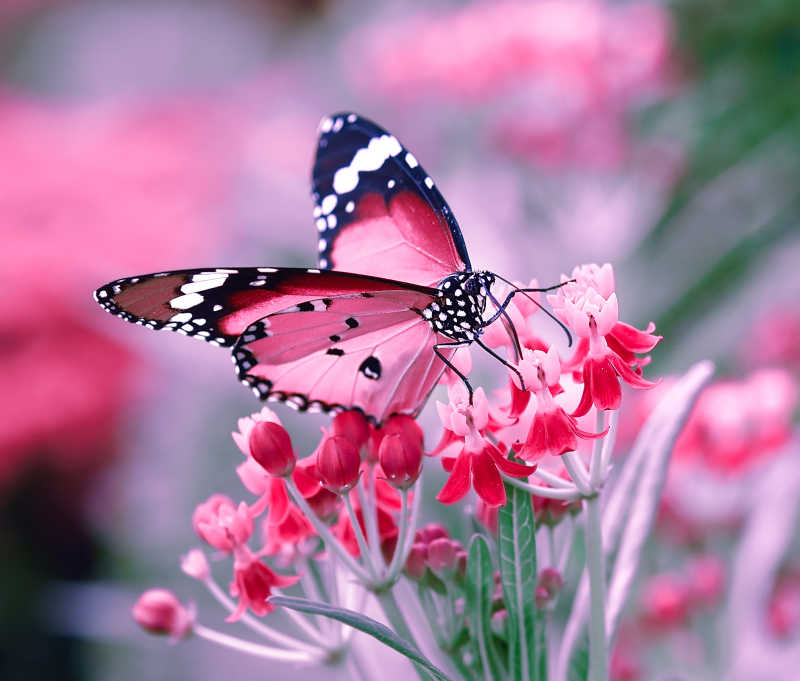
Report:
405,542,428,581
331,410,371,450
316,435,361,494
132,589,194,640
538,568,564,598
416,523,449,545
379,433,422,490
180,549,210,581
427,538,460,577
248,421,296,477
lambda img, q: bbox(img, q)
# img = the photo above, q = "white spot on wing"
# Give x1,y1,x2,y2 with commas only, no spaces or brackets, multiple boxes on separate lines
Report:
405,152,418,168
170,293,204,310
181,277,226,294
321,194,337,214
258,267,278,273
332,135,403,194
169,312,192,323
345,201,355,213
424,177,434,189
320,117,333,132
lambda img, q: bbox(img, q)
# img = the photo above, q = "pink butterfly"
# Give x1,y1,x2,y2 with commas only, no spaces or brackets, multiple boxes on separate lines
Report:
95,113,558,423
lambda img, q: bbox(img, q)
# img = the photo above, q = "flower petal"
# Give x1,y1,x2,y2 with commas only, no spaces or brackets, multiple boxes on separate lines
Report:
436,451,472,505
471,450,506,507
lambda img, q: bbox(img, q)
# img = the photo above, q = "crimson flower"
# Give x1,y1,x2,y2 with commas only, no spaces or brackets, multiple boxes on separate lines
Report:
192,494,253,553
434,383,535,507
228,547,299,621
548,263,660,415
132,589,194,641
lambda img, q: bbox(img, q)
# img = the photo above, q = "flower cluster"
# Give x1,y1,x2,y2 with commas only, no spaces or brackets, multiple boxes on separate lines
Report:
132,262,666,679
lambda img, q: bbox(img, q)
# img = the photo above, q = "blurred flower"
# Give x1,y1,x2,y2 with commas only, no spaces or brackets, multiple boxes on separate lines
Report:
768,565,800,639
347,0,671,168
132,589,194,641
639,572,690,631
743,305,800,370
192,495,254,553
181,549,210,582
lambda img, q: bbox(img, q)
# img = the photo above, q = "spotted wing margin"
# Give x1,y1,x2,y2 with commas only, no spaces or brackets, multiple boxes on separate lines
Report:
93,267,437,348
312,112,470,286
233,291,458,423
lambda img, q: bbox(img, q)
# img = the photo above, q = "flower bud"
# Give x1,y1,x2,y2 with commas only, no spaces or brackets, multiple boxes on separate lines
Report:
370,414,424,460
192,495,253,552
404,542,428,581
416,522,449,545
535,585,551,609
427,537,460,577
331,410,371,450
132,589,194,640
538,568,564,598
316,435,361,494
248,421,296,477
379,433,422,490
180,549,210,581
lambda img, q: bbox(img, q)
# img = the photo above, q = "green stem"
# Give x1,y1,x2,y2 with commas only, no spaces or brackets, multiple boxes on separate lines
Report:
344,494,379,580
285,479,372,582
377,589,435,681
583,494,608,681
384,488,410,583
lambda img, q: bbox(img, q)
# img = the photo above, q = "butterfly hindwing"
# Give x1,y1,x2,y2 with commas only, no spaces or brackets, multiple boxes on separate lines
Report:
233,291,458,422
312,112,471,286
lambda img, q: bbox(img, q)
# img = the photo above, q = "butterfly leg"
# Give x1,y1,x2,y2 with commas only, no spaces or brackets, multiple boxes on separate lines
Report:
433,341,474,404
474,338,526,391
482,284,574,347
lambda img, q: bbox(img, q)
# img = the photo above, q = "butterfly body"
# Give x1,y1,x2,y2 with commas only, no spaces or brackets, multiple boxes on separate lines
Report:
94,113,520,423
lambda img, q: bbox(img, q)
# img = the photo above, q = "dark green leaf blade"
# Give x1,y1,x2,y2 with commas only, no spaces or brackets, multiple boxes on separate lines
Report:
498,482,539,681
465,535,504,681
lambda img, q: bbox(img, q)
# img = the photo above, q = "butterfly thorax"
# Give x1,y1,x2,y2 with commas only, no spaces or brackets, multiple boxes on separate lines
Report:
422,271,495,341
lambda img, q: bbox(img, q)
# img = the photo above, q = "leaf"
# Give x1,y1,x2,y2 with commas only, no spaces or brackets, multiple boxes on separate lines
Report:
567,636,589,681
465,535,504,681
498,482,539,681
270,595,455,681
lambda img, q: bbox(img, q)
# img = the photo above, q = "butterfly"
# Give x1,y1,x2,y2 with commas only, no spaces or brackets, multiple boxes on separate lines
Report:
95,112,560,423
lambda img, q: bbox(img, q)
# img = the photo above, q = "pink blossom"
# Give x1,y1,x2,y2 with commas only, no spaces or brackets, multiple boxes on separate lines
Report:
638,573,690,631
232,407,283,459
180,549,210,582
549,263,660,415
435,383,535,507
516,347,606,461
192,495,254,553
261,503,316,558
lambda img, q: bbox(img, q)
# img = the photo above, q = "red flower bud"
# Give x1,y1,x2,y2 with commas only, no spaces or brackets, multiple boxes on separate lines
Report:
248,421,296,477
316,435,361,494
378,433,423,490
132,589,194,640
331,410,371,450
427,538,460,576
370,414,424,460
404,542,429,581
538,567,564,597
416,523,450,545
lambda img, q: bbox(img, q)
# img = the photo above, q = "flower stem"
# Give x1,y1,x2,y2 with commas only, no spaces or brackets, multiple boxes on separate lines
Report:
589,410,607,489
359,465,385,569
344,493,379,580
383,488,410,584
285,478,372,583
562,450,593,496
583,494,608,681
202,575,324,653
501,472,582,500
193,623,318,663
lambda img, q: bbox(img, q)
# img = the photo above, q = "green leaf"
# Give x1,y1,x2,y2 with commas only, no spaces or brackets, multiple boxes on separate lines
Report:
465,535,504,681
270,596,455,681
567,635,589,681
498,482,540,681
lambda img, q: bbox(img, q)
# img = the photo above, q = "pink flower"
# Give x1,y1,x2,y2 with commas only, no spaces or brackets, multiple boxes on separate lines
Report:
180,549,210,582
261,503,316,557
228,548,299,621
516,347,606,461
548,263,660,415
639,573,690,631
232,407,283,459
192,495,253,553
435,383,535,507
379,432,423,490
330,409,372,451
316,435,362,494
132,589,194,640
687,555,725,609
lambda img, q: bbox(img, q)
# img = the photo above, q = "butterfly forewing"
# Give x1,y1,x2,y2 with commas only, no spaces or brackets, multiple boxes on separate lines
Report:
233,292,457,421
312,112,471,286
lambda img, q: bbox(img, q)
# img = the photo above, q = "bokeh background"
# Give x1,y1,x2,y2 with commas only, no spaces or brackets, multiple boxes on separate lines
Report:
2,1,799,680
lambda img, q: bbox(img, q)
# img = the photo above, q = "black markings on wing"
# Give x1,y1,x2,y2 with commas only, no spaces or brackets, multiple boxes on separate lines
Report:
311,112,471,272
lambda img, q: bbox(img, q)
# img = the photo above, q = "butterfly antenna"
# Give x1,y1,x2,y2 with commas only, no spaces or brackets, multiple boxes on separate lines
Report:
492,273,575,347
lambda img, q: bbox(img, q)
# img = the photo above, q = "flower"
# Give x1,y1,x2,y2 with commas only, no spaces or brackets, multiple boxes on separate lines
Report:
378,432,423,490
228,548,299,621
180,549,210,582
548,263,660,415
248,420,296,477
639,573,690,631
232,407,284,459
261,503,316,558
192,495,253,553
132,589,194,640
330,409,372,451
316,435,362,494
435,383,535,507
516,347,606,461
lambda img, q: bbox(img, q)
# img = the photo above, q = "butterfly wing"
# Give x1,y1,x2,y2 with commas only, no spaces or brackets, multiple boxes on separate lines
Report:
312,112,471,286
94,267,436,347
233,291,457,422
